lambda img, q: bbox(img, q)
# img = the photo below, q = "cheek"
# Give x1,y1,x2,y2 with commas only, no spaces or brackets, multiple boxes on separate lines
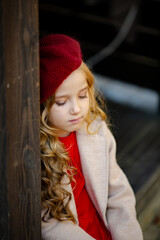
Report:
48,106,58,124
48,105,67,125
83,99,89,114
48,111,55,125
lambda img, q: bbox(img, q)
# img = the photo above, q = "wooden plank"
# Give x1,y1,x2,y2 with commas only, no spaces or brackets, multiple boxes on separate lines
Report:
136,167,160,231
0,2,9,238
0,0,41,239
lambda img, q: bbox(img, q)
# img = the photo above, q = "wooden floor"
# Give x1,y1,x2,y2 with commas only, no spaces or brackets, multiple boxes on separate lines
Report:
106,101,160,239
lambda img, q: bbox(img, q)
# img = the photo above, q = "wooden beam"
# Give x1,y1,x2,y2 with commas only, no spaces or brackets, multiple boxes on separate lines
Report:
0,2,8,237
0,0,41,239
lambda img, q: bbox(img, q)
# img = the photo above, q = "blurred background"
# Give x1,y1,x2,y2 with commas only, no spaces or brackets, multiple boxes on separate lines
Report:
39,0,160,239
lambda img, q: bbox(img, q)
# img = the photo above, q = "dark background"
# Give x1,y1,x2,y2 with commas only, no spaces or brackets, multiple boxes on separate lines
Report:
39,0,160,94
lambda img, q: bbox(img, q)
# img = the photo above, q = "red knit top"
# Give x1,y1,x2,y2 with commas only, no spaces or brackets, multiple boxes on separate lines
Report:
59,131,112,240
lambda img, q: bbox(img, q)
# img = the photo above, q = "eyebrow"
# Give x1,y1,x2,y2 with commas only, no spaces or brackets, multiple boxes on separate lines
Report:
55,86,88,99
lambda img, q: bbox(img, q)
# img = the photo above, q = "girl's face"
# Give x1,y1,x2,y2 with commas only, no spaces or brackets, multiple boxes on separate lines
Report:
48,66,89,137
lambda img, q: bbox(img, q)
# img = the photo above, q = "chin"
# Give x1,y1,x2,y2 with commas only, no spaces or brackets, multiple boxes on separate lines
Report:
71,124,81,132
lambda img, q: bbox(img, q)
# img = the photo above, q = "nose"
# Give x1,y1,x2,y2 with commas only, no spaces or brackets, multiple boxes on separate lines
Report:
70,98,81,115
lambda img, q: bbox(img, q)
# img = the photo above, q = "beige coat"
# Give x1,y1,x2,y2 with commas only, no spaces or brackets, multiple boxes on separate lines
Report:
42,118,143,240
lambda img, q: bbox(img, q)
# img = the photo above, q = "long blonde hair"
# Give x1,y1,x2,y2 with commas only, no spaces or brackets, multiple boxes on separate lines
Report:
41,62,107,222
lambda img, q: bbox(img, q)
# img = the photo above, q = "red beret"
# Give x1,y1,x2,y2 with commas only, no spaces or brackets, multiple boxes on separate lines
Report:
40,34,82,103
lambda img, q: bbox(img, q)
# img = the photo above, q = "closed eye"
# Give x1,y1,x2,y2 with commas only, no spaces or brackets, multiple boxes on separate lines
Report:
79,95,88,99
79,88,88,99
55,101,66,106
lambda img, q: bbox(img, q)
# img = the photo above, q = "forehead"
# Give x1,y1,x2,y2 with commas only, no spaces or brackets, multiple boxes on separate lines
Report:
55,67,88,97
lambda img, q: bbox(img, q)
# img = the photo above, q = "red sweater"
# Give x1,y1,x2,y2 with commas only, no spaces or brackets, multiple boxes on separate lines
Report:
59,132,112,240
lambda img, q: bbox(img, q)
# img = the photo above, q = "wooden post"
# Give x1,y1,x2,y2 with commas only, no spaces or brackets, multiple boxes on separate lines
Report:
0,0,41,239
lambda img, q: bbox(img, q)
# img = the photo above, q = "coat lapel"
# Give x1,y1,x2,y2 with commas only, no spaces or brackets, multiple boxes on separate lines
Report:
76,123,109,225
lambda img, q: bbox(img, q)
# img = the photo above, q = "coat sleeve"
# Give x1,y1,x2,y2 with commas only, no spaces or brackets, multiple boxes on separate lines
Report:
41,214,96,240
106,127,143,240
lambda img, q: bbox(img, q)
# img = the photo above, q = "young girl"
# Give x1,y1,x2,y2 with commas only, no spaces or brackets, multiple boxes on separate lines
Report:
40,34,143,240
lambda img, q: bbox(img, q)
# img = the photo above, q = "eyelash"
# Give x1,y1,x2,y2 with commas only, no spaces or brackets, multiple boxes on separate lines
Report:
55,94,88,106
55,101,66,106
79,95,88,99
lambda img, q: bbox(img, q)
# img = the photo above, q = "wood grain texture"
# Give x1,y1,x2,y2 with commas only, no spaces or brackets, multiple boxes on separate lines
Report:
0,1,9,239
0,0,41,239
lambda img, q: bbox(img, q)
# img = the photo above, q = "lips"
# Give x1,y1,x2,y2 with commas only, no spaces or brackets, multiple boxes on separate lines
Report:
69,117,82,124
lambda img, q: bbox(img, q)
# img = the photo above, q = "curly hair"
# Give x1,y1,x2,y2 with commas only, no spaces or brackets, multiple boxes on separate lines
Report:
41,62,107,223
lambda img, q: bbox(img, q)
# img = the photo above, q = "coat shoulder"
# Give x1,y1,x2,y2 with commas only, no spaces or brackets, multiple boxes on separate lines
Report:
87,117,114,139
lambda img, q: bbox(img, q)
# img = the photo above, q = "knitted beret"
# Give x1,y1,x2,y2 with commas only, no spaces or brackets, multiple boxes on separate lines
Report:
40,34,82,103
